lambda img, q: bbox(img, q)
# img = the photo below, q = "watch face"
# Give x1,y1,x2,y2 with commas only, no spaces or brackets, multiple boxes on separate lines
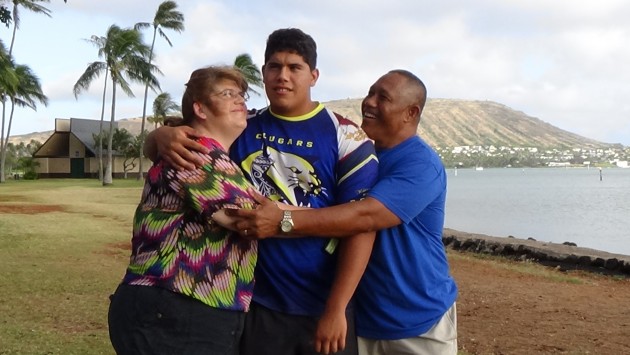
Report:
280,211,293,233
281,221,292,233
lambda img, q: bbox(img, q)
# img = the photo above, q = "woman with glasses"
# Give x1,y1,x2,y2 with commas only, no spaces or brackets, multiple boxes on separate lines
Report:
108,65,257,355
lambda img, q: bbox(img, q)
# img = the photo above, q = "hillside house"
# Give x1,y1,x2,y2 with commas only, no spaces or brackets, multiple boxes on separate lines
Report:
32,118,150,178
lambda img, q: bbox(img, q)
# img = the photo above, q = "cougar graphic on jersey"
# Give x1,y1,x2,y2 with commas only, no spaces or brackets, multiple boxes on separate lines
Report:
242,145,325,206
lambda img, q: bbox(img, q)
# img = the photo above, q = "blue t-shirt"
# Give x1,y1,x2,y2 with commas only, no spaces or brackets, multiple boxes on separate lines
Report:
357,135,458,339
230,104,378,316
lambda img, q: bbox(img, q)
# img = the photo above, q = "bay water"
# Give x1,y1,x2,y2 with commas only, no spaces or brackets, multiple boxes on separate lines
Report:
444,167,630,256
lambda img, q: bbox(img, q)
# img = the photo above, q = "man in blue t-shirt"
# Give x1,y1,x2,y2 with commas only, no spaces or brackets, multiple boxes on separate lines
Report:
231,69,458,355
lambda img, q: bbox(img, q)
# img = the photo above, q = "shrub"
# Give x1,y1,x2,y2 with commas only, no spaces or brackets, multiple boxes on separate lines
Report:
23,170,38,180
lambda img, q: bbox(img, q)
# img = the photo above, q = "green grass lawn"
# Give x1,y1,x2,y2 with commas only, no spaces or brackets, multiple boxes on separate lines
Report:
0,179,143,354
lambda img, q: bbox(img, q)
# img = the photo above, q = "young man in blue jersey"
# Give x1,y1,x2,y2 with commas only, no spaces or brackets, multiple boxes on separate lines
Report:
228,69,459,355
144,28,378,355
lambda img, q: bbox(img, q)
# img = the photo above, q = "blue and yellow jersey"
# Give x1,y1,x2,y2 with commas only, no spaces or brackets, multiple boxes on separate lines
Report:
230,103,378,316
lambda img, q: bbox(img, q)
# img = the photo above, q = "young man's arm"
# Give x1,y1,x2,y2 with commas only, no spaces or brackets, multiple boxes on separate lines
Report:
143,125,208,169
315,231,375,354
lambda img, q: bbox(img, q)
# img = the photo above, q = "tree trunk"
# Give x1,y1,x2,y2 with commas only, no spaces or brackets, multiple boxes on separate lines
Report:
4,100,15,153
0,99,7,183
98,71,109,182
137,27,158,181
0,99,17,182
103,81,116,186
8,4,18,55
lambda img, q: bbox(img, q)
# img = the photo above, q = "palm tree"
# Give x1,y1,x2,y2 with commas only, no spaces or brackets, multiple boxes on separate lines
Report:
8,0,52,55
1,1,50,181
134,0,184,180
0,63,47,182
73,31,111,182
150,92,180,128
74,25,160,185
234,53,263,97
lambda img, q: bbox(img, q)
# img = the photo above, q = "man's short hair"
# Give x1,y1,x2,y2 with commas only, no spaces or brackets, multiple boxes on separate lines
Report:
389,69,427,110
264,28,317,70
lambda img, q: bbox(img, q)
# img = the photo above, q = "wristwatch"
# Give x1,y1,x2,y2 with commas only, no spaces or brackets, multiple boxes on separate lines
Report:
280,210,294,233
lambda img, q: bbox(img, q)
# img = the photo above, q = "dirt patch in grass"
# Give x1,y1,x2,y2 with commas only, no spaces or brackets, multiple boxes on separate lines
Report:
105,242,131,251
0,204,65,214
98,241,132,258
54,319,108,334
0,195,25,202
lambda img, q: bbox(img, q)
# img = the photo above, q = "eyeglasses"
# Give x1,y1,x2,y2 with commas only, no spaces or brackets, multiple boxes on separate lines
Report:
211,89,249,102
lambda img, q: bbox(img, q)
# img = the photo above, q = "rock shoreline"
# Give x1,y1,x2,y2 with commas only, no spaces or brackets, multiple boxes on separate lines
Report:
442,228,630,277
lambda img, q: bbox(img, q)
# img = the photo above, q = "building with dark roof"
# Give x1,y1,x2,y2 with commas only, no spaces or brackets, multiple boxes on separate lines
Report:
32,118,150,178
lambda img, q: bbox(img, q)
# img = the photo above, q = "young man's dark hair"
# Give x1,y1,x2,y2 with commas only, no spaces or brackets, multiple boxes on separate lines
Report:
264,28,317,70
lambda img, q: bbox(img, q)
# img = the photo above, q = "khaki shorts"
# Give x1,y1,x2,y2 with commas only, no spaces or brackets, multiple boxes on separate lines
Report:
358,303,457,355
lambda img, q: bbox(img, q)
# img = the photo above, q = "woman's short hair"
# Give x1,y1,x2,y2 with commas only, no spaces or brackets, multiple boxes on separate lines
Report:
181,65,248,125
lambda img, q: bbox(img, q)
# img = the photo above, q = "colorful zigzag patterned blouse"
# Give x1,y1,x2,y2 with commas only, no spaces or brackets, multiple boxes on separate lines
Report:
122,137,257,312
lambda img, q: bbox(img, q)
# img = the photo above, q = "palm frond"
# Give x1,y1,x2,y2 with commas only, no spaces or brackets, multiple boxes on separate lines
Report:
233,53,263,96
0,42,18,93
152,92,180,118
12,0,52,29
154,1,184,32
73,61,107,97
134,22,151,31
157,28,173,47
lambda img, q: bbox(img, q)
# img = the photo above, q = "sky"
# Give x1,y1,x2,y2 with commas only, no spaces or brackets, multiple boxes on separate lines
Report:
2,0,630,146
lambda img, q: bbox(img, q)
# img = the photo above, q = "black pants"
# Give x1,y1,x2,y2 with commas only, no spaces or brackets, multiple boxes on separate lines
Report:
240,302,358,355
108,284,245,355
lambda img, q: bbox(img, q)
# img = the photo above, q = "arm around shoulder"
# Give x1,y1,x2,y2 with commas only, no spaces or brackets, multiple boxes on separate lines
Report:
143,125,208,170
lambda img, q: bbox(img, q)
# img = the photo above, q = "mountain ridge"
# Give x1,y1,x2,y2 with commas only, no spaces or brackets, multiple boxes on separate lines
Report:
8,98,621,149
324,98,617,149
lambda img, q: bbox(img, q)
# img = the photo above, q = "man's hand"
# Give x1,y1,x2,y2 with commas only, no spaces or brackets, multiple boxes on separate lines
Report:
146,125,208,170
314,308,347,354
226,188,283,238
